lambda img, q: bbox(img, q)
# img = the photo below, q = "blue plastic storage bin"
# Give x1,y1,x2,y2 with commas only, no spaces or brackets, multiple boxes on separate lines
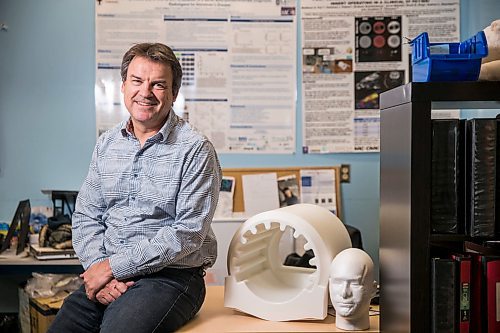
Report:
411,31,488,82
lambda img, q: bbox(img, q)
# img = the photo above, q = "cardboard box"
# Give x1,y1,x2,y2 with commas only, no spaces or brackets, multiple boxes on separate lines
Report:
29,292,68,333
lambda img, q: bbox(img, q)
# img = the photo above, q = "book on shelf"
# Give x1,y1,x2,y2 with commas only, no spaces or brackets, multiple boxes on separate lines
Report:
497,118,500,237
451,254,471,333
482,256,500,333
431,258,457,333
467,254,500,333
470,254,483,332
465,118,496,237
431,119,464,234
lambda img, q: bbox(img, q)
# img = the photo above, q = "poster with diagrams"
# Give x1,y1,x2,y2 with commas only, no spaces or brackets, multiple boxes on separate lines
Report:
95,0,297,153
301,0,460,153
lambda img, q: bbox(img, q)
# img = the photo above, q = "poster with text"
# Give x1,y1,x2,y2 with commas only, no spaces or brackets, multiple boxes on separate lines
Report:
95,0,297,153
301,0,460,153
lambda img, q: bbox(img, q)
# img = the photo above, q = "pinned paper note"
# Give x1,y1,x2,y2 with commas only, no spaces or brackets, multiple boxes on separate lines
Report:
242,173,280,216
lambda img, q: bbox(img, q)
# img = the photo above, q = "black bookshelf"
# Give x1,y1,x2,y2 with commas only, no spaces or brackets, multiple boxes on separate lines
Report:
379,81,500,332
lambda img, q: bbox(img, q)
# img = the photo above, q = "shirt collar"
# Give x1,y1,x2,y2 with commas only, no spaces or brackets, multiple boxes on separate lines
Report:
120,109,177,143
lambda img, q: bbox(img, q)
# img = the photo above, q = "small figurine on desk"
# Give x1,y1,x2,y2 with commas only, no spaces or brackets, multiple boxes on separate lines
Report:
329,248,377,331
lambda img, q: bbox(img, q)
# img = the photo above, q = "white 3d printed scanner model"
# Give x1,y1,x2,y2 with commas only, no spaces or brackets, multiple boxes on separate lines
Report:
224,203,352,321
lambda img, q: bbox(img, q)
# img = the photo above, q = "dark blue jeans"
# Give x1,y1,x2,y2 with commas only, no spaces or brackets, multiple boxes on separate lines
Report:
48,266,206,333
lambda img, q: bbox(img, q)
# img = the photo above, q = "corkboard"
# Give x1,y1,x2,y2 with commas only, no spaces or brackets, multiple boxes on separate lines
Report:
222,166,342,219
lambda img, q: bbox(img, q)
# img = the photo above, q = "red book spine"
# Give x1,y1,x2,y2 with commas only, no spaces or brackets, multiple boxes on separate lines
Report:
452,254,471,333
458,259,471,333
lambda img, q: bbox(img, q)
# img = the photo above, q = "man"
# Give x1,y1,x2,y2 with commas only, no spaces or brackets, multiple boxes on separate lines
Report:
329,248,377,331
49,43,221,332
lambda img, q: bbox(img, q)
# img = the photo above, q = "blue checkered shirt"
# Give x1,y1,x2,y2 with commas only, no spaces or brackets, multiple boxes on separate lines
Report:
72,111,221,280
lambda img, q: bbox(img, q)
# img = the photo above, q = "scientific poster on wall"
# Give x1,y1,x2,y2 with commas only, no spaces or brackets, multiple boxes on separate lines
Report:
301,0,460,153
95,0,297,153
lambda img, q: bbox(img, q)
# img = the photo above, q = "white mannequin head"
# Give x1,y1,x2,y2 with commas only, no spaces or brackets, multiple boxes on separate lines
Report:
329,248,376,331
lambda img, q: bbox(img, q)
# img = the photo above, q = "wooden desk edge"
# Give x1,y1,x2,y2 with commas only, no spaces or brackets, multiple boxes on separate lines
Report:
179,286,379,332
0,251,81,266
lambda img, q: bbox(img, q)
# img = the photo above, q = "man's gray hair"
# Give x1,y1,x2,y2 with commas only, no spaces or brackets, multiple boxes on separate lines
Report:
121,43,182,96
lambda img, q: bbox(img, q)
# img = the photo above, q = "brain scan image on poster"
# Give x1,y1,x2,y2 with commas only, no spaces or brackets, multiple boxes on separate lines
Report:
355,16,402,63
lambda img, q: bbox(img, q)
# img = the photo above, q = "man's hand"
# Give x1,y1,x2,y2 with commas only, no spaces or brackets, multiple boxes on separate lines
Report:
80,259,114,301
96,279,135,305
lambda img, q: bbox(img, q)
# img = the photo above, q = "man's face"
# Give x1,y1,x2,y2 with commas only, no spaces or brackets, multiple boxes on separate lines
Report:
121,56,177,129
330,264,369,318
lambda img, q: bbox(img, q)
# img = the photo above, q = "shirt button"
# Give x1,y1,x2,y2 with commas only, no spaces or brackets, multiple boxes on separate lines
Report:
133,173,138,178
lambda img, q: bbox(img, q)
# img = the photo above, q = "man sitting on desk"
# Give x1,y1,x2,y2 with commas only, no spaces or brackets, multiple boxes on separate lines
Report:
49,43,221,333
